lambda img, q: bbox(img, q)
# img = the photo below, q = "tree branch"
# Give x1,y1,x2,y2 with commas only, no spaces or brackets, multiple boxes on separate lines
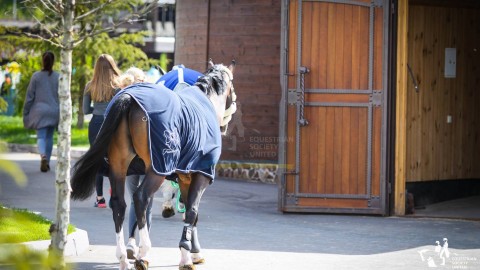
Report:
73,1,161,45
34,0,63,14
20,31,63,49
74,0,115,21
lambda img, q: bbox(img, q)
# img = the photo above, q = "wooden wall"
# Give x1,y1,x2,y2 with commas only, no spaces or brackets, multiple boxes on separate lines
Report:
406,3,480,181
175,0,282,162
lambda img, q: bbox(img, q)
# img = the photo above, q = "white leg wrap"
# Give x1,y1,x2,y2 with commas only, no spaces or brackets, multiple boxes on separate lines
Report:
116,229,131,269
138,227,151,259
179,247,193,266
191,252,205,264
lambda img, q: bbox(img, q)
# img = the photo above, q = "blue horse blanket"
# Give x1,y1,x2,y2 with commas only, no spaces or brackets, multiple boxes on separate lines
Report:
156,65,203,91
106,82,221,180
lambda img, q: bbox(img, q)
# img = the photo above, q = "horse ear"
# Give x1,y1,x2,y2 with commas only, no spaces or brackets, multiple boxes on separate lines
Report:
156,65,166,75
228,59,236,73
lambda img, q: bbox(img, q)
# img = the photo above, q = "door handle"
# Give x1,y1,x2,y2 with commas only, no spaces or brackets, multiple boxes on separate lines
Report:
407,64,419,93
298,66,309,126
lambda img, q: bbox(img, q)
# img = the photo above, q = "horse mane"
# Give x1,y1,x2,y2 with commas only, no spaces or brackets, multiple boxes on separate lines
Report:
195,64,230,97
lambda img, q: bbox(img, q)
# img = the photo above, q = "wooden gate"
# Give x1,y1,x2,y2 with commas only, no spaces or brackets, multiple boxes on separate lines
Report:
279,0,390,214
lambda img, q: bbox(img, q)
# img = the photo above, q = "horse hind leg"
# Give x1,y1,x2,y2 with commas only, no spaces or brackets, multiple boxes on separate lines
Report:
108,112,136,270
129,104,166,262
134,171,165,260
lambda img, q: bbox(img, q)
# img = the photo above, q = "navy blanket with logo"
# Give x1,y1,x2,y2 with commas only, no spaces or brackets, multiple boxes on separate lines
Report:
104,82,221,180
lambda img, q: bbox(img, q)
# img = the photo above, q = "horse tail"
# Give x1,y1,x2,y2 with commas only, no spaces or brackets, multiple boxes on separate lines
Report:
71,94,133,200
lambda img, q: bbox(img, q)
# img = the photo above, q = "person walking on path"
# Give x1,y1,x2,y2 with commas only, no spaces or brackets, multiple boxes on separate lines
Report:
23,51,60,172
83,54,121,208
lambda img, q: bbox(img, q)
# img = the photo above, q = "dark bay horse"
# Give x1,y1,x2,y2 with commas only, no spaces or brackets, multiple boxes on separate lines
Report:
71,61,236,270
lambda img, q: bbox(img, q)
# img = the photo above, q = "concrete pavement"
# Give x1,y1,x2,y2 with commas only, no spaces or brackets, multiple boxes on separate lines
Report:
1,151,480,270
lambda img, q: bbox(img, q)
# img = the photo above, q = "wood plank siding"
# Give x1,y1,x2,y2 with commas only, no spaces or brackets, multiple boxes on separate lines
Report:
406,3,480,182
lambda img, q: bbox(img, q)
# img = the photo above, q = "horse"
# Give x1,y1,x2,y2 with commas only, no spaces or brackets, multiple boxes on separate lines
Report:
71,60,236,270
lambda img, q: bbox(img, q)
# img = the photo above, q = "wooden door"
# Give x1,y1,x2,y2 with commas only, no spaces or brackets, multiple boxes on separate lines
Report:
279,0,389,214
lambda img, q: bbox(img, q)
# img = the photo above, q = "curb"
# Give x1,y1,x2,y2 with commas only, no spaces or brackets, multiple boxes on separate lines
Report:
7,143,88,159
11,229,89,256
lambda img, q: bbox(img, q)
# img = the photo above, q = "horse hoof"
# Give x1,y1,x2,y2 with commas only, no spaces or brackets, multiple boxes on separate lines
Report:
134,259,149,270
162,207,175,218
193,258,205,265
179,264,195,270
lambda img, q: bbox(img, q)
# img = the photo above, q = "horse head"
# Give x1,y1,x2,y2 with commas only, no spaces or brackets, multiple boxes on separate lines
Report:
197,59,237,135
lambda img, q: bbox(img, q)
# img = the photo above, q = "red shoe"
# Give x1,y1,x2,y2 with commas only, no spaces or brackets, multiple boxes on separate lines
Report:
94,198,107,208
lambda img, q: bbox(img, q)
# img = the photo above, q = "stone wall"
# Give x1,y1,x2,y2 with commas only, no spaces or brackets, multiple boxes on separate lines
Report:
216,161,278,184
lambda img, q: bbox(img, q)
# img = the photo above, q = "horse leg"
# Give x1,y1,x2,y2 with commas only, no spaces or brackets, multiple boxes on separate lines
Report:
132,170,165,260
108,116,136,270
177,173,210,269
128,103,165,263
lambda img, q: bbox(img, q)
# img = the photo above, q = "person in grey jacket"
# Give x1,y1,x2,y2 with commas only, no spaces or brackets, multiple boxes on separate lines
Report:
23,51,60,172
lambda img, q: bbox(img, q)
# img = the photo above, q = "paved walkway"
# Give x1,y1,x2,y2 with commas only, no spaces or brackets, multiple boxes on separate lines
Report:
1,152,480,270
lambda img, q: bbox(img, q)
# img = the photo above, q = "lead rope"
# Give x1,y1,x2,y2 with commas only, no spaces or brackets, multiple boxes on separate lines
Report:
170,181,185,213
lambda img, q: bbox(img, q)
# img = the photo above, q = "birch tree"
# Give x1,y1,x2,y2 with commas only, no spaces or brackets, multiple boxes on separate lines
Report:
4,0,161,266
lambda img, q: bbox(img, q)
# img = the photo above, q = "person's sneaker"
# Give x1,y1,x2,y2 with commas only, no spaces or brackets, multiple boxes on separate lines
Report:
94,198,107,208
40,156,49,172
126,240,138,260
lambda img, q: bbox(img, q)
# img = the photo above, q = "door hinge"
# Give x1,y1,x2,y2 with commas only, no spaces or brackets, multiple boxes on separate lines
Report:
286,194,299,205
372,0,383,8
288,91,298,105
370,90,383,107
283,170,298,175
368,196,381,208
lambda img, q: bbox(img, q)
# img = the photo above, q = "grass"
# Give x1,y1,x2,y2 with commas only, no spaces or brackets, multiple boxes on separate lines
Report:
0,205,76,243
0,115,89,147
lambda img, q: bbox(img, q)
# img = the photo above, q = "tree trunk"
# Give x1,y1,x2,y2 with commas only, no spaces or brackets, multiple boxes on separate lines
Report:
50,0,74,265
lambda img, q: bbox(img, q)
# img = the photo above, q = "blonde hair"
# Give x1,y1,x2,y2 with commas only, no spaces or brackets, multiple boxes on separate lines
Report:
115,67,146,89
86,54,121,102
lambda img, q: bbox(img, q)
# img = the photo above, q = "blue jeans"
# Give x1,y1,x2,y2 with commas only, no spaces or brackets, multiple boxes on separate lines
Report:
37,126,55,162
127,175,153,238
89,114,106,197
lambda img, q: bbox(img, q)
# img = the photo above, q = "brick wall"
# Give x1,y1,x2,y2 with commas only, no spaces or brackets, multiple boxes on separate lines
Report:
175,0,282,163
175,0,210,71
